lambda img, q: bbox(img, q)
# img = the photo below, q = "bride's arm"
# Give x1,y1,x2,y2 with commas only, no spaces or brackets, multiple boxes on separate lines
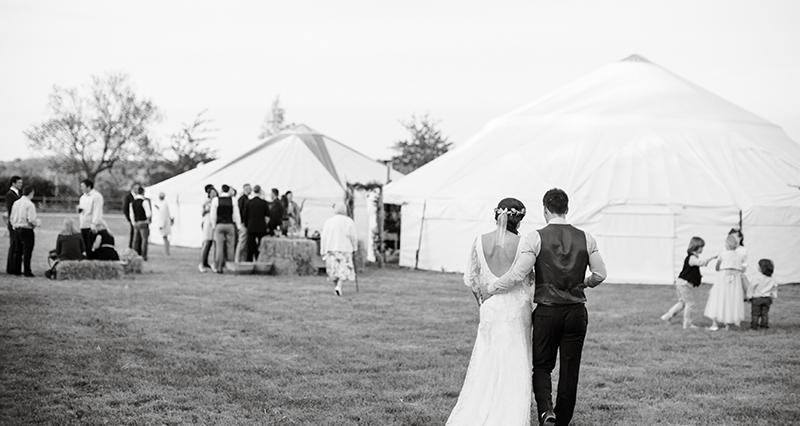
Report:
463,238,481,297
486,232,539,294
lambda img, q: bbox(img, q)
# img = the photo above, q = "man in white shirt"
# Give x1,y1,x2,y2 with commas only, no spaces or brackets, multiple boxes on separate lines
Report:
10,186,40,277
77,179,104,255
5,175,23,275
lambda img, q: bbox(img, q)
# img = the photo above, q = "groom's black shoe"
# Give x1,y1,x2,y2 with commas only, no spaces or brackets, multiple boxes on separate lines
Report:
539,410,556,425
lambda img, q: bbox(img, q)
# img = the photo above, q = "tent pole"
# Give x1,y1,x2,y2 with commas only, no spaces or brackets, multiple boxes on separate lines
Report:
415,200,427,270
739,209,743,231
377,187,385,268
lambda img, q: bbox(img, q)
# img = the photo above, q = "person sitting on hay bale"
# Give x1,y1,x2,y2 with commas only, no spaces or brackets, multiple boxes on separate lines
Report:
91,220,120,261
46,219,86,279
321,202,358,296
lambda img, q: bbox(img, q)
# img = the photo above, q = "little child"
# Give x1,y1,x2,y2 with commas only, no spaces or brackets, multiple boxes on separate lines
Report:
705,234,747,331
747,259,778,329
661,237,717,329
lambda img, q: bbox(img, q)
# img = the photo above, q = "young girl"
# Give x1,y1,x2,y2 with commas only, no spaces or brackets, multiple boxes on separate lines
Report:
704,234,747,330
660,237,717,329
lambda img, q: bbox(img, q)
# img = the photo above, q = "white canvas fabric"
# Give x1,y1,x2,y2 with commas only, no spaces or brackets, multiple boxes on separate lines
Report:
385,55,800,284
146,125,401,248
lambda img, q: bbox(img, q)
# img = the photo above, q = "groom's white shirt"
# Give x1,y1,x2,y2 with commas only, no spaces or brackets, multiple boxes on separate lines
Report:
487,216,607,294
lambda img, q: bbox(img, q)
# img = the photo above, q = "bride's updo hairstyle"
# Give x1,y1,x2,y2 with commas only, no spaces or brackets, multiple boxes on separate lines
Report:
494,198,526,234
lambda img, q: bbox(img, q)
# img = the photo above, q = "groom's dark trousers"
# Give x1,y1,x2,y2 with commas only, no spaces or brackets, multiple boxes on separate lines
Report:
532,303,588,426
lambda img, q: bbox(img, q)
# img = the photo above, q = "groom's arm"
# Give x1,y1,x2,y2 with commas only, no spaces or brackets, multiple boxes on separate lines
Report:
583,232,606,288
487,232,540,294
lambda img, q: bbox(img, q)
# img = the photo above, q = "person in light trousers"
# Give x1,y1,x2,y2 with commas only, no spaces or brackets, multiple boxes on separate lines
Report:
210,184,242,273
661,236,717,329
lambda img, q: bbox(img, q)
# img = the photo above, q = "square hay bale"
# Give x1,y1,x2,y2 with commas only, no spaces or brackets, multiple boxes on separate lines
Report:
56,260,124,281
271,258,297,276
257,237,317,276
228,262,255,275
252,262,274,275
293,253,316,276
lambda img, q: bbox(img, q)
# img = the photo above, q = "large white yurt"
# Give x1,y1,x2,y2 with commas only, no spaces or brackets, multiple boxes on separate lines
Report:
146,124,400,248
384,55,800,284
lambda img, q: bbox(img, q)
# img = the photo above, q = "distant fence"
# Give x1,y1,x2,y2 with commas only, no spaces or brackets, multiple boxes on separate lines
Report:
0,196,124,213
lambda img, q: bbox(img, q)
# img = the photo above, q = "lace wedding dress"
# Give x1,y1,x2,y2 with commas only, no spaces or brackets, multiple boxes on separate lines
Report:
446,235,533,426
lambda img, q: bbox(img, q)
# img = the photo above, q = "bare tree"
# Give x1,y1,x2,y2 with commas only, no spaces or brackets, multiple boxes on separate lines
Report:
25,74,160,182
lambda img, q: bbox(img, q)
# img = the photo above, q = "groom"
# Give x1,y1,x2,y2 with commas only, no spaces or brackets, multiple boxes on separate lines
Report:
487,188,606,426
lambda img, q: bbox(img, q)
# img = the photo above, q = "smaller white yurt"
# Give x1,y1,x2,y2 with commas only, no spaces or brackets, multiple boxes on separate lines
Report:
146,124,400,248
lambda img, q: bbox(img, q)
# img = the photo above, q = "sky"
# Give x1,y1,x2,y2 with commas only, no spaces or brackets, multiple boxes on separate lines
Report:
1,0,799,163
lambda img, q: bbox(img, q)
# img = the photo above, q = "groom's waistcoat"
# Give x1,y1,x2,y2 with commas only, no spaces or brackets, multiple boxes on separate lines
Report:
534,224,590,305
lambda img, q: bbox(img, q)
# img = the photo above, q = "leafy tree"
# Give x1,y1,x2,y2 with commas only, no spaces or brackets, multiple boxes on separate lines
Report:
258,96,292,139
143,110,217,184
167,109,217,173
25,74,160,182
389,114,453,174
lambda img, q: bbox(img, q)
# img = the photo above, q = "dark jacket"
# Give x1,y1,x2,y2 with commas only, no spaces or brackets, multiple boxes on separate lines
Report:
245,197,270,234
122,192,135,223
267,199,285,230
56,233,85,260
6,188,20,231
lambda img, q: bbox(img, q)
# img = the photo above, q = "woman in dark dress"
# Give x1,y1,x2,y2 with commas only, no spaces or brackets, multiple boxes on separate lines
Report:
45,219,86,279
92,220,120,261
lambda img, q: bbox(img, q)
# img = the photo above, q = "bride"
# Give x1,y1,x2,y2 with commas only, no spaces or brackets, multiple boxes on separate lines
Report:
446,198,533,426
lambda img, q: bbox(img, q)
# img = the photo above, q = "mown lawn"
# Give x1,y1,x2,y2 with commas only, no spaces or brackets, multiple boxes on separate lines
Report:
1,214,798,425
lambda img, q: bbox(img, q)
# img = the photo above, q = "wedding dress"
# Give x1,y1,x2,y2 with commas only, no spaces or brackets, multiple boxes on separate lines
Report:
446,234,533,426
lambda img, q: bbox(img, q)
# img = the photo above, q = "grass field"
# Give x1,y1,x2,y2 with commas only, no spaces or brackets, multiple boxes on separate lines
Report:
1,214,799,425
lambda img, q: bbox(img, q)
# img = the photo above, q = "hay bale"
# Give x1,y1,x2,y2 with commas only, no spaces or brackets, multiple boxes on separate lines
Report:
252,262,274,275
56,260,123,281
228,262,255,275
292,253,316,276
272,258,297,276
258,237,316,275
258,237,316,260
119,248,144,274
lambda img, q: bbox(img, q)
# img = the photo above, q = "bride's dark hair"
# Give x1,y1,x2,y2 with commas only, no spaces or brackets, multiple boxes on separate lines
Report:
494,198,526,234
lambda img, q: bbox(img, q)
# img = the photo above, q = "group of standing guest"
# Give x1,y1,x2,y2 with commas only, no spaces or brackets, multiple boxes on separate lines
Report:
199,183,301,273
3,176,175,278
122,183,173,260
3,176,123,278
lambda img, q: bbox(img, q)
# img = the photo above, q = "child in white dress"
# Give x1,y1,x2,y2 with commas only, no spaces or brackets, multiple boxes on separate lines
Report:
704,234,747,330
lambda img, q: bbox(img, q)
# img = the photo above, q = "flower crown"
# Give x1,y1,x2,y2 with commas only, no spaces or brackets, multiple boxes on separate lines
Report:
494,207,526,217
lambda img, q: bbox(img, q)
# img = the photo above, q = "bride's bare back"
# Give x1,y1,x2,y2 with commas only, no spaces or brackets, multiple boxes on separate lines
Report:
481,231,521,277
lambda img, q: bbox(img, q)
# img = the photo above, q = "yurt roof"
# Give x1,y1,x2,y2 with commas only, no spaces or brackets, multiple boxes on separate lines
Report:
385,55,800,215
150,124,401,201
